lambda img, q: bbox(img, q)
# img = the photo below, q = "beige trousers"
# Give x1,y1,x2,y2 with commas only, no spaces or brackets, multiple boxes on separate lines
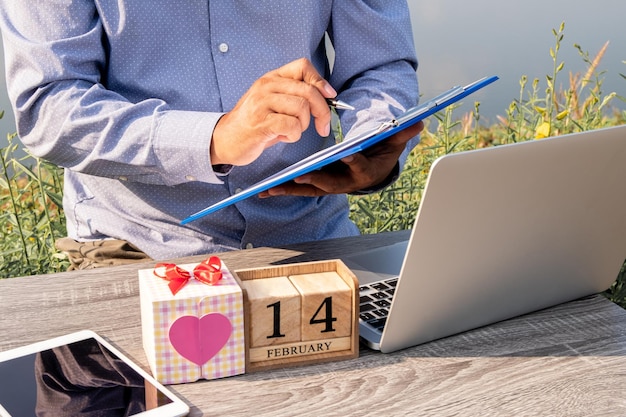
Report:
55,237,152,270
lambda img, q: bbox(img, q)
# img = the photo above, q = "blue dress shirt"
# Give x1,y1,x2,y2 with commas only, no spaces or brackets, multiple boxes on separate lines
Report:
0,1,419,259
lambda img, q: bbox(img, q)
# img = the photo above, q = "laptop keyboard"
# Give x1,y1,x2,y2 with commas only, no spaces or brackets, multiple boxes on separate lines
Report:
359,277,398,332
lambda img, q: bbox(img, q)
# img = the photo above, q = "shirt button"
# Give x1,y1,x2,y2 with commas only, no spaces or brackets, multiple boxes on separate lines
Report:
218,43,229,53
245,243,254,249
185,175,196,182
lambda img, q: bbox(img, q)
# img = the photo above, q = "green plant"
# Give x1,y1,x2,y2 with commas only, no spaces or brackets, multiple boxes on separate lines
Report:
0,127,69,277
605,263,626,307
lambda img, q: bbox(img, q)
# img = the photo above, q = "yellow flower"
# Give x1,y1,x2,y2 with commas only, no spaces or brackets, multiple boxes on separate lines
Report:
556,109,569,120
535,122,551,139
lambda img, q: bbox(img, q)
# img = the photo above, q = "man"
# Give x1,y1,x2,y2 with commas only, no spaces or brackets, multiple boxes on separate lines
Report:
0,1,422,267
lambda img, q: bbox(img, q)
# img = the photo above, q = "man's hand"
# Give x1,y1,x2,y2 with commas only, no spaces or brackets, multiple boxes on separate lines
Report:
210,58,336,167
259,120,424,197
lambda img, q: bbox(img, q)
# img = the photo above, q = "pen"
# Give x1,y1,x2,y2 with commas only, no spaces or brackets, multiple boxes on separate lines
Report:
326,98,355,111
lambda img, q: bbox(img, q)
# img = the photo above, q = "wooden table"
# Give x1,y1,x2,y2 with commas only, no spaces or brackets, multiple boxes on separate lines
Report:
2,230,626,416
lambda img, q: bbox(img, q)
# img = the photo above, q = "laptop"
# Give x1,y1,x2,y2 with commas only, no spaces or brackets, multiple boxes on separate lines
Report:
343,124,626,353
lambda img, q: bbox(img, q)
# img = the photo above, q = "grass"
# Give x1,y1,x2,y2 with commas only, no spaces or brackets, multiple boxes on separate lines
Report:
0,129,69,277
1,22,626,308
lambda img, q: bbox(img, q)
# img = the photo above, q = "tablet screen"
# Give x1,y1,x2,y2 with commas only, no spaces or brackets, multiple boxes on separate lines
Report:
0,333,188,417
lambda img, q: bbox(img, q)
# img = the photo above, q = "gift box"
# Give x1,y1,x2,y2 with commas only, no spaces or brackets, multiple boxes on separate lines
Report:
139,257,245,384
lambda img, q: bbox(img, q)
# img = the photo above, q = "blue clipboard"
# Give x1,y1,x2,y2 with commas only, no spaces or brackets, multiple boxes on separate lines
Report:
181,75,498,224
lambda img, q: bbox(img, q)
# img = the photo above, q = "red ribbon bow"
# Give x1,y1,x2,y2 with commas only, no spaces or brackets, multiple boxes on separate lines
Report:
153,256,223,295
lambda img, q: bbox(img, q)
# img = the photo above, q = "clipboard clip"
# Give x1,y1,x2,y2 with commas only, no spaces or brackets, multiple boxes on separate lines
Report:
375,120,400,134
374,85,466,135
395,85,465,126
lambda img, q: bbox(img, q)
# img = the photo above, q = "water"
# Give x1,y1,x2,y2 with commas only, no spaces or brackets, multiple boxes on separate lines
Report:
408,0,626,123
1,0,625,143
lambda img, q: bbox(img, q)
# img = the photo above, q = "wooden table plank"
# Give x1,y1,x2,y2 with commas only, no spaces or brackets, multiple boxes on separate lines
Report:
2,230,626,416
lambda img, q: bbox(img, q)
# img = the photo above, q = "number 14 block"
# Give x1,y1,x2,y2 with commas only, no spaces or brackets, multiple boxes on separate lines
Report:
236,260,359,372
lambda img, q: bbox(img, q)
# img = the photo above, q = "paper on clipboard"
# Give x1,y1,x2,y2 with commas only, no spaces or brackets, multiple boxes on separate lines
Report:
181,75,498,224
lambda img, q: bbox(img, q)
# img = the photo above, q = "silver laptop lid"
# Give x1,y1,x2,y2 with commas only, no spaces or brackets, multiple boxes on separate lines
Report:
376,125,626,353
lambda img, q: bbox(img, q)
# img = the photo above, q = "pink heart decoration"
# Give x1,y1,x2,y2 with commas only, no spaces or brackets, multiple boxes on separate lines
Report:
169,313,233,366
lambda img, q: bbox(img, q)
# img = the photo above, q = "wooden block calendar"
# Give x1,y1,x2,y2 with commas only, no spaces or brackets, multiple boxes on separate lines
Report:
235,259,359,372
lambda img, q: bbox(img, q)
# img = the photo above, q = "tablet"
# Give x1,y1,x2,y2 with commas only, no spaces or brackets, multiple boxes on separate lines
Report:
181,75,498,224
0,330,189,417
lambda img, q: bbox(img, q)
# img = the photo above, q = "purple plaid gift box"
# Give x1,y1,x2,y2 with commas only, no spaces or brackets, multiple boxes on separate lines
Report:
139,259,245,384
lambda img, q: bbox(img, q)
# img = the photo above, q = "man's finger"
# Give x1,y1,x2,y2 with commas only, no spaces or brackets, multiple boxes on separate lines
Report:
261,182,327,198
273,58,337,98
262,112,304,144
263,63,333,137
266,93,312,134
